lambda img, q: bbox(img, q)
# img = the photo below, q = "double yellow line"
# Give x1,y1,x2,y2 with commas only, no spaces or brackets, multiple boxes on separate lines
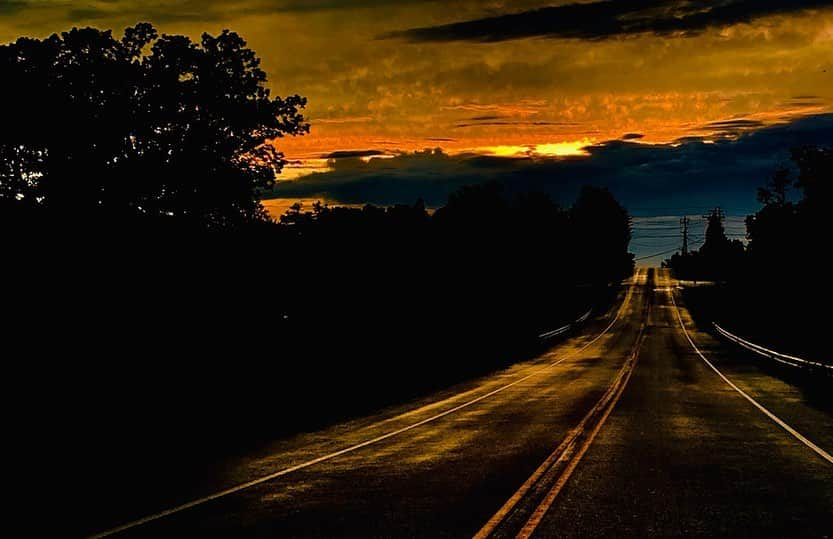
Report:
475,308,648,539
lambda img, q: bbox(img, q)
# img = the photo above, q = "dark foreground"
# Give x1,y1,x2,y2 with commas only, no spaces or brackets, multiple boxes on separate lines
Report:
73,268,833,537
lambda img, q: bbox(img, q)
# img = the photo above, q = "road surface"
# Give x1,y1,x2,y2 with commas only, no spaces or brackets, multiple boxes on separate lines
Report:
84,268,833,538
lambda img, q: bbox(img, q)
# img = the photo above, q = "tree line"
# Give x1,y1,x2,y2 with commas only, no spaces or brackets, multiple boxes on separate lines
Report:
666,146,830,363
0,23,308,228
1,25,635,524
666,146,831,284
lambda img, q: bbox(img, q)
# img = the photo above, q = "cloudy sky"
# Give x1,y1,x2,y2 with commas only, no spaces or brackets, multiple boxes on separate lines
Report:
3,0,833,238
4,1,831,153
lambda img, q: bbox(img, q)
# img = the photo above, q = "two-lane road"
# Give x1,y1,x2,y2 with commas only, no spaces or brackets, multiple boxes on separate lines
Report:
85,268,833,537
533,269,833,537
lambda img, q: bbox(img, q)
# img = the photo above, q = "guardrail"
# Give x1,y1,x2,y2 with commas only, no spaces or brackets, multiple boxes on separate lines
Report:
713,323,832,372
539,308,593,340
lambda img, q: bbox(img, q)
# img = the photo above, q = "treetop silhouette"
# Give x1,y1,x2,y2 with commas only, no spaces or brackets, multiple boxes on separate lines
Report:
0,23,308,227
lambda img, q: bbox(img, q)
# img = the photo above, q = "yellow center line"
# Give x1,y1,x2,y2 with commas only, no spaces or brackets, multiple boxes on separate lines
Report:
475,281,649,539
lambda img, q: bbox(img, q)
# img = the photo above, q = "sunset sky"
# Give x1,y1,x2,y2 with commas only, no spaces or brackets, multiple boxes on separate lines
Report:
3,0,832,225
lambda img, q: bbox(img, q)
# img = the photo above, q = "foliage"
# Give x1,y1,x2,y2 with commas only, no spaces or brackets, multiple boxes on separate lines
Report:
667,146,831,282
1,24,638,499
280,182,633,288
0,23,308,226
665,209,745,281
745,146,831,280
675,146,831,363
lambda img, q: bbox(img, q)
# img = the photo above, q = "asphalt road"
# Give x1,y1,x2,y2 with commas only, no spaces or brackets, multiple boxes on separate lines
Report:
84,268,833,538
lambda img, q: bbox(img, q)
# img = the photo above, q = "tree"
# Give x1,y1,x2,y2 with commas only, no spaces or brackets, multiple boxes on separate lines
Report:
570,186,634,283
0,23,308,227
757,166,791,207
666,207,744,281
791,146,832,215
701,208,728,253
746,146,831,279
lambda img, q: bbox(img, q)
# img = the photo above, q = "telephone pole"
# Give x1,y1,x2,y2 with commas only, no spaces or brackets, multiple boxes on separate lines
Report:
703,207,725,222
680,216,690,256
703,207,726,247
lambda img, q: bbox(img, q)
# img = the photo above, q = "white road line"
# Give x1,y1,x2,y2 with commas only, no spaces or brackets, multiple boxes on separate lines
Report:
539,325,570,339
669,290,833,465
89,278,638,538
713,323,832,371
538,308,594,339
575,309,592,324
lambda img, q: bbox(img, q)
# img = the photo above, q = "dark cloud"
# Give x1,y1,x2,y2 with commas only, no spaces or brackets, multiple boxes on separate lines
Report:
324,149,386,159
0,0,442,23
785,95,828,107
702,119,766,130
275,0,441,13
674,136,709,144
693,118,766,135
269,114,833,213
0,0,28,16
622,133,645,140
386,0,833,43
65,1,259,23
454,121,580,128
468,115,506,121
785,100,826,107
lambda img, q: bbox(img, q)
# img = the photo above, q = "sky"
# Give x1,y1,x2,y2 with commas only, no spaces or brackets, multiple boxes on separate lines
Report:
3,0,833,260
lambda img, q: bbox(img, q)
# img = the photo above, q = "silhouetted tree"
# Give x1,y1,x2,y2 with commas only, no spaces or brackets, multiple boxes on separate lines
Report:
432,181,509,237
757,166,792,207
2,25,644,505
792,146,833,208
668,150,828,282
0,23,308,227
570,186,634,283
666,207,744,281
700,208,728,253
702,208,745,278
746,146,831,281
677,149,831,364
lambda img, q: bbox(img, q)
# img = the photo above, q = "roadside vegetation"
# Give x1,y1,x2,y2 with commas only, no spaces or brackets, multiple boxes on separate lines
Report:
0,23,634,522
666,147,831,365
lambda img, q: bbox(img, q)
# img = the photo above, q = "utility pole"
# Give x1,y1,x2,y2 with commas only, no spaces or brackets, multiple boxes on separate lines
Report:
703,207,726,223
702,207,726,248
680,216,690,256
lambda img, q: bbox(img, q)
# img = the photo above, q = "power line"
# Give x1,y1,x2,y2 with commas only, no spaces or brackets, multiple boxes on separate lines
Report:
630,244,680,249
628,205,755,214
631,234,704,245
634,246,680,261
633,238,707,262
630,240,681,245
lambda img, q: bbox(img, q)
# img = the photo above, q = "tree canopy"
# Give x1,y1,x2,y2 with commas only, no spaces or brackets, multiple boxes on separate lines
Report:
665,145,830,282
745,146,831,276
0,23,308,227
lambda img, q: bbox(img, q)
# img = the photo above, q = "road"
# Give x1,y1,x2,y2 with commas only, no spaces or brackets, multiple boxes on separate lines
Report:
85,268,833,538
